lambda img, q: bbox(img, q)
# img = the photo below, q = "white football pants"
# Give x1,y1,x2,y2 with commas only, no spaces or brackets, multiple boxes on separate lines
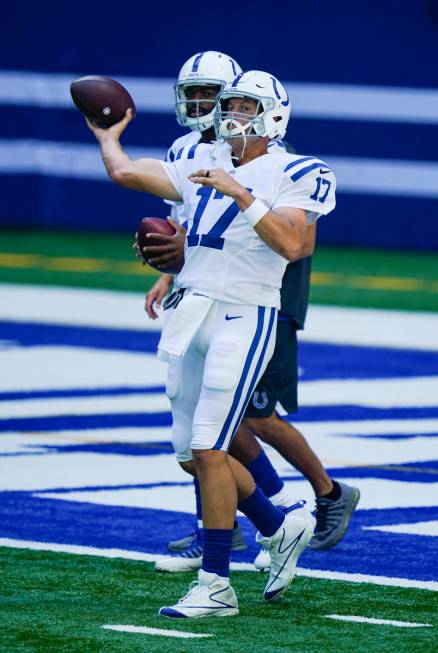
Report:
165,300,277,461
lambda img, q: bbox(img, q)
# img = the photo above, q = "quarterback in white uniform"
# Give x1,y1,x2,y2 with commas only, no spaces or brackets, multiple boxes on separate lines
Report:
86,69,336,618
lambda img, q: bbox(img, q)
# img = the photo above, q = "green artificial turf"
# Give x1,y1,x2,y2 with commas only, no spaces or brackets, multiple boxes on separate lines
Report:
0,548,435,653
0,229,437,311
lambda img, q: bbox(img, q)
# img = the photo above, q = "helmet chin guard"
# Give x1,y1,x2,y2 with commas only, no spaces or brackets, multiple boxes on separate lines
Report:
174,51,242,132
217,116,256,139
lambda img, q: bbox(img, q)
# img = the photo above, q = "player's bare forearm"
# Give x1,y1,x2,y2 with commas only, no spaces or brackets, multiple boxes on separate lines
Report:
86,111,180,200
253,209,307,261
233,188,307,261
99,137,179,199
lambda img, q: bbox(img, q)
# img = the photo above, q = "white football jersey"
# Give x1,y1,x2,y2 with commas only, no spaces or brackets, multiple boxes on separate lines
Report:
161,142,336,308
164,134,287,226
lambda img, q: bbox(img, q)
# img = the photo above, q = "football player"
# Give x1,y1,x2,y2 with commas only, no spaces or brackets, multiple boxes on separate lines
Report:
144,54,359,572
86,70,335,618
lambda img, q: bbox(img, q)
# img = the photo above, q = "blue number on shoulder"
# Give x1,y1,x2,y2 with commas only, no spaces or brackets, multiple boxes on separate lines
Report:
188,187,252,250
310,176,331,203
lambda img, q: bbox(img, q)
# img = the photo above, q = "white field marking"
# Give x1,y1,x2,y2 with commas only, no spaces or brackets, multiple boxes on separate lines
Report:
364,521,438,537
2,71,438,124
2,284,438,351
0,284,163,330
0,452,187,492
3,140,438,199
34,477,438,512
302,304,438,352
273,432,438,468
35,486,198,513
269,434,438,472
0,428,173,455
280,477,438,511
0,347,167,392
1,433,437,492
1,430,436,492
2,376,438,419
299,376,438,408
324,615,432,628
1,417,437,457
297,418,438,438
0,393,169,419
102,625,212,639
1,538,437,592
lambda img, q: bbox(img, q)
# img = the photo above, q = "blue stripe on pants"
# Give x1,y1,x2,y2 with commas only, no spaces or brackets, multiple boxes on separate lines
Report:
213,307,266,450
230,307,277,440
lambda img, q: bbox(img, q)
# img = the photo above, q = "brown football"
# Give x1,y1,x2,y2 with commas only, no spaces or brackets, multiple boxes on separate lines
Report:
137,217,183,274
70,75,136,128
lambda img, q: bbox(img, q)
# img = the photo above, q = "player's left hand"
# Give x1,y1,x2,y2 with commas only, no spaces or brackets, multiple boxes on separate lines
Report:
189,168,244,199
141,219,186,269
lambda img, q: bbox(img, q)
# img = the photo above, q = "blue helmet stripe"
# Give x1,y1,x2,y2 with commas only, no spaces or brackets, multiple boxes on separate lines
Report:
231,72,245,87
229,58,237,76
270,76,289,107
175,147,185,160
191,52,205,72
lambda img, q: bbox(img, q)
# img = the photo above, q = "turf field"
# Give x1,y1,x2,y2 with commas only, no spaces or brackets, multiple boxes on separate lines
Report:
0,230,437,652
1,550,436,653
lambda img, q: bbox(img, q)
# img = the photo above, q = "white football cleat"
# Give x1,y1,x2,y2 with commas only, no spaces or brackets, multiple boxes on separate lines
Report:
259,510,315,602
156,534,203,572
155,555,202,573
158,569,239,619
254,546,270,572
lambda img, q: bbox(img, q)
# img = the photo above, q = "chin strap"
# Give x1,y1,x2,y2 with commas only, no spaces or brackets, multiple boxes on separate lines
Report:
219,117,255,161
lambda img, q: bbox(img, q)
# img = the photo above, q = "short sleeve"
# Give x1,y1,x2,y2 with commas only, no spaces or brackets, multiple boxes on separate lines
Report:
160,160,186,200
273,163,336,224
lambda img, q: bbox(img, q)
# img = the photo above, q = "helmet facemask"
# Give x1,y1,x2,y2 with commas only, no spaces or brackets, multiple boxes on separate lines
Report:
215,93,276,140
175,80,224,132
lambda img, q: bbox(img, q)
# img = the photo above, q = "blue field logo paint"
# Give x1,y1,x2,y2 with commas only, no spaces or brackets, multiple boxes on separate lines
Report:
0,315,437,586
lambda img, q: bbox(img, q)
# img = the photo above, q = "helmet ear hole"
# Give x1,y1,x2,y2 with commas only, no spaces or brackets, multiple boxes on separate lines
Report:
273,116,282,122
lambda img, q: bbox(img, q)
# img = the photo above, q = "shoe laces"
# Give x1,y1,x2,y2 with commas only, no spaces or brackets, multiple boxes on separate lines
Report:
178,580,204,603
314,496,345,533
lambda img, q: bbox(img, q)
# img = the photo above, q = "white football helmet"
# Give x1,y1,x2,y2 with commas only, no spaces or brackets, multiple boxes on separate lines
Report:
215,70,291,141
175,51,242,132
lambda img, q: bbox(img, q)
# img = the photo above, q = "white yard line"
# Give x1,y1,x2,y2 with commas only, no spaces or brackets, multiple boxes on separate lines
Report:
102,624,212,638
324,614,432,628
363,521,438,537
1,537,436,592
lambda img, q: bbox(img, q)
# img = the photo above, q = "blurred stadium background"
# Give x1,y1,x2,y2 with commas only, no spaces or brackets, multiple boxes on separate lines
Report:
1,2,437,651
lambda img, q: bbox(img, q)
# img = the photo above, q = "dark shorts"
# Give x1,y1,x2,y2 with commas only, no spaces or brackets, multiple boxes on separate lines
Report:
244,319,298,419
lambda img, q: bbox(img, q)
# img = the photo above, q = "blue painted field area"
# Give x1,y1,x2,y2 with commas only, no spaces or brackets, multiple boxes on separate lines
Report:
1,286,437,590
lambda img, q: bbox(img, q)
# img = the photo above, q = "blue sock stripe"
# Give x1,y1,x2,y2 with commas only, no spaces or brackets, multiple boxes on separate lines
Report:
213,307,266,450
230,307,277,441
